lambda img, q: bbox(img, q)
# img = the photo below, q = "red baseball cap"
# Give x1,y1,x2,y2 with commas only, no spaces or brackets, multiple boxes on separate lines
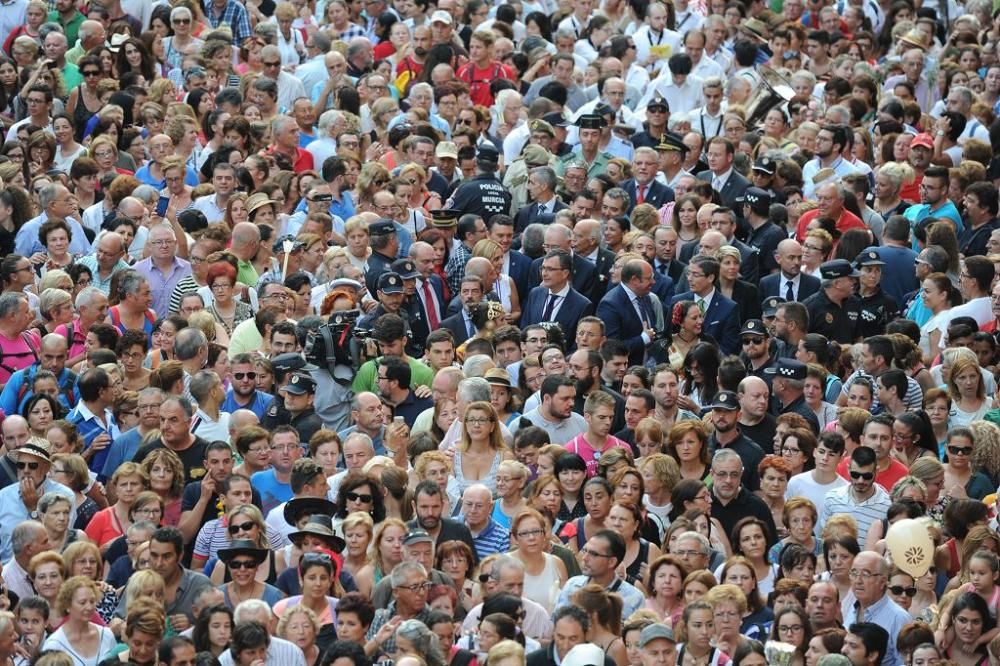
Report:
911,133,934,150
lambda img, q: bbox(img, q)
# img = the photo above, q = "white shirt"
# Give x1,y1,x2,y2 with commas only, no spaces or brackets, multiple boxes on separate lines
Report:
936,297,993,347
688,105,724,139
638,73,705,116
777,273,802,300
193,194,227,224
632,24,683,72
190,408,231,444
690,54,723,80
541,282,571,319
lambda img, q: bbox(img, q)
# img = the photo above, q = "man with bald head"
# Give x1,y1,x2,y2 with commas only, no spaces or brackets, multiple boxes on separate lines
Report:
795,182,866,242
762,239,821,302
78,231,130,295
842,551,910,666
136,134,196,188
230,223,261,287
737,376,776,454
882,48,932,110
0,416,32,488
461,484,510,558
66,19,105,64
260,45,306,110
806,581,841,631
410,241,445,334
0,334,79,417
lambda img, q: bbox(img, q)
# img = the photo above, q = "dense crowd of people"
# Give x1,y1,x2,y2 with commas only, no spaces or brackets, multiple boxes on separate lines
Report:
0,0,999,666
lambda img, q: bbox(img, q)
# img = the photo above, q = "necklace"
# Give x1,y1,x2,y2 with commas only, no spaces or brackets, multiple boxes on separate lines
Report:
229,581,259,606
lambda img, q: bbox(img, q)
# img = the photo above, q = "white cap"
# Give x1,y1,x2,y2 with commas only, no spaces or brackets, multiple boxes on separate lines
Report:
562,644,605,666
430,9,453,23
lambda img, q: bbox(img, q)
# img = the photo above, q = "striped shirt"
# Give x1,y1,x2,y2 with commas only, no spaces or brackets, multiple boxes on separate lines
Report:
818,484,892,540
66,402,121,474
468,518,510,558
192,516,287,559
841,369,923,412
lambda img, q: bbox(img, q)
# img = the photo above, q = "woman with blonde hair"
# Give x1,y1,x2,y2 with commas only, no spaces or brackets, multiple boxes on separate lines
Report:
42,576,117,660
946,357,990,427
704,583,748,657
354,164,391,213
510,508,568,613
633,418,665,460
873,161,914,219
472,238,520,323
139,448,184,526
573,584,627,666
113,598,166,665
84,461,148,551
341,512,375,598
455,401,513,497
414,450,460,513
213,504,283,585
399,162,442,212
493,460,529,529
802,229,834,277
359,517,407,586
63,540,119,624
276,605,321,666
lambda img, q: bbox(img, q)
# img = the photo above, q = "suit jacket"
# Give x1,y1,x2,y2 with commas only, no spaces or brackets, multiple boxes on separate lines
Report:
697,169,751,217
651,272,676,307
440,311,474,346
671,290,741,355
528,253,597,299
412,275,446,337
760,273,821,302
623,178,674,213
507,250,533,303
514,197,568,234
521,285,594,345
654,258,687,284
597,285,651,367
588,247,618,303
731,280,763,323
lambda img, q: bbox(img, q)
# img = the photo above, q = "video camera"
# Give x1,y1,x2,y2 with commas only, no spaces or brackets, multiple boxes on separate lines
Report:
304,309,379,384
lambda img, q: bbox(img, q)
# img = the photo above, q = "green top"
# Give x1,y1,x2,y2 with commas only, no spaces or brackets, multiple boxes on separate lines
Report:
237,259,259,288
50,10,85,49
352,356,434,394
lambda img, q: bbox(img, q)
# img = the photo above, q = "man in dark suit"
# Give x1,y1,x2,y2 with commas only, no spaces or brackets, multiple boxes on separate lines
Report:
438,274,487,346
760,238,821,302
528,225,596,297
487,215,533,305
513,166,567,234
697,136,750,220
409,241,446,338
653,226,687,284
522,249,594,344
572,218,616,303
622,147,675,214
596,257,658,367
670,255,741,355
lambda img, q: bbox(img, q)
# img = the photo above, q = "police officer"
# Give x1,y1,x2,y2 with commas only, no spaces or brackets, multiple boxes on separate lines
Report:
358,272,412,332
751,156,778,196
447,145,512,222
364,219,400,295
761,296,786,339
764,358,820,433
543,112,573,157
854,249,900,340
802,259,861,345
743,187,785,276
392,258,427,357
740,319,778,381
262,353,314,432
633,94,670,150
280,372,324,445
558,113,613,178
656,132,692,190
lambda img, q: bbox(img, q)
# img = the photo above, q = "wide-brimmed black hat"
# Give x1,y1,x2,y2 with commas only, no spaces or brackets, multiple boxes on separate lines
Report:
288,514,346,553
283,496,336,526
218,539,268,565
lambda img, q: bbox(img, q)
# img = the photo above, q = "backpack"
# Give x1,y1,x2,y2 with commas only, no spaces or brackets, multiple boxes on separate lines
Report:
459,62,503,105
108,305,156,333
15,364,77,414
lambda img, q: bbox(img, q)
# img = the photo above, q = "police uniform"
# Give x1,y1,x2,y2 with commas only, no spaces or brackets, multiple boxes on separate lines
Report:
740,319,778,382
502,141,556,217
801,260,861,345
358,272,413,333
391,259,427,358
743,184,785,276
447,145,512,221
364,219,400,298
265,373,324,445
854,250,901,340
557,113,613,179
764,358,821,433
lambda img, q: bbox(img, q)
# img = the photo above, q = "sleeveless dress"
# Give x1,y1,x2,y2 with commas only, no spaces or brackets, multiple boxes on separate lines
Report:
523,552,561,613
71,85,101,143
452,449,502,496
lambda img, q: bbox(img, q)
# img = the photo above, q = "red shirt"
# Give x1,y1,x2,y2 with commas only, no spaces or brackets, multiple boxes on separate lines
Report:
457,60,515,106
836,456,909,493
899,173,923,204
269,145,314,172
795,207,867,242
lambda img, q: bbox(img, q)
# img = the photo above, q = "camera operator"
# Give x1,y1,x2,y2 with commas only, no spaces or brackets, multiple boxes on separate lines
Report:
351,314,435,394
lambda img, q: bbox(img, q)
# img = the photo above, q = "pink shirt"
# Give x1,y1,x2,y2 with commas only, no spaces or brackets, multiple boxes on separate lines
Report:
0,329,41,386
565,434,631,477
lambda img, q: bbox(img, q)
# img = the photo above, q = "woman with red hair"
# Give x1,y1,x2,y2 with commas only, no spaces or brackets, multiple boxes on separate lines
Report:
206,261,253,335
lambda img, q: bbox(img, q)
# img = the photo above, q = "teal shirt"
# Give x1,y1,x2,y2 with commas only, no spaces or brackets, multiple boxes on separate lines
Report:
61,62,83,89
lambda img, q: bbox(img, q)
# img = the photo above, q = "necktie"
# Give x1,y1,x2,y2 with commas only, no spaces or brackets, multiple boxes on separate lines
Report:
537,202,546,216
639,296,654,325
785,280,794,302
467,317,476,338
637,184,646,205
712,177,721,191
696,297,706,314
542,293,558,321
421,280,439,330
657,262,668,275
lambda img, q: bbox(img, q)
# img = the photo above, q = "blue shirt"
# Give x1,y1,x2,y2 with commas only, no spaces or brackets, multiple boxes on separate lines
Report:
843,594,911,666
336,424,385,455
553,575,645,620
0,365,78,417
15,212,92,256
905,201,965,250
251,468,292,515
0,479,76,561
66,402,121,473
464,518,510,558
134,164,200,188
221,389,274,420
100,427,145,482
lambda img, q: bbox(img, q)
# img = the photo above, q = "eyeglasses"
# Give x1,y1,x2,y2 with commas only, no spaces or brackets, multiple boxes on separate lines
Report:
848,569,883,581
465,417,493,425
580,547,613,558
228,559,259,570
308,194,333,203
849,470,874,480
345,491,373,503
15,461,39,470
138,403,162,412
82,70,101,76
134,507,161,517
233,372,257,380
263,60,281,67
672,549,703,558
228,521,256,534
396,581,431,592
516,528,544,538
150,239,175,247
889,585,917,597
211,283,233,291
948,445,973,456
271,442,300,452
26,97,46,105
778,625,804,633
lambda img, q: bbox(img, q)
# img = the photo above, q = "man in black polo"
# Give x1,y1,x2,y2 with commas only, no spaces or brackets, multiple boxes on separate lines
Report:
407,480,478,561
708,390,764,491
710,448,777,543
376,357,432,428
282,372,325,444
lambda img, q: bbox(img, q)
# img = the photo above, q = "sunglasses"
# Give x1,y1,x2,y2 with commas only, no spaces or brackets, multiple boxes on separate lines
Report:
228,559,259,570
742,337,765,345
346,491,373,503
948,445,973,456
308,194,333,202
82,70,101,76
173,17,191,23
263,61,281,67
889,585,917,597
16,461,40,470
228,521,256,534
233,372,257,380
849,470,874,481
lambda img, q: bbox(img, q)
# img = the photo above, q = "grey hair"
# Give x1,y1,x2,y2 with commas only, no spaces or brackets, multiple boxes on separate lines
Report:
395,620,446,666
234,599,273,625
0,611,15,638
127,520,158,537
317,109,343,136
951,86,974,107
38,184,63,211
180,292,205,307
522,223,546,257
529,166,557,192
173,327,208,361
11,520,44,557
675,530,711,555
554,28,576,41
605,187,631,210
491,554,525,578
117,270,148,302
712,447,743,468
132,185,159,204
0,292,26,320
38,288,72,322
389,561,427,588
409,82,433,99
74,286,104,310
919,245,949,273
462,354,494,378
138,387,165,402
457,377,491,403
170,5,192,20
189,370,221,404
343,431,375,453
163,396,195,419
271,114,297,135
825,105,851,125
38,492,72,515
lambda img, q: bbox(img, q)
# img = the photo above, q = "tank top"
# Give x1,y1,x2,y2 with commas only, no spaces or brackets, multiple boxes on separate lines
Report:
222,550,279,585
523,553,561,613
72,85,100,143
452,448,502,496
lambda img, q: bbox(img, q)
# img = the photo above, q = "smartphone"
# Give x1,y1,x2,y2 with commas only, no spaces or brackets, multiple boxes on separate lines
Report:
156,195,169,217
393,416,405,426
